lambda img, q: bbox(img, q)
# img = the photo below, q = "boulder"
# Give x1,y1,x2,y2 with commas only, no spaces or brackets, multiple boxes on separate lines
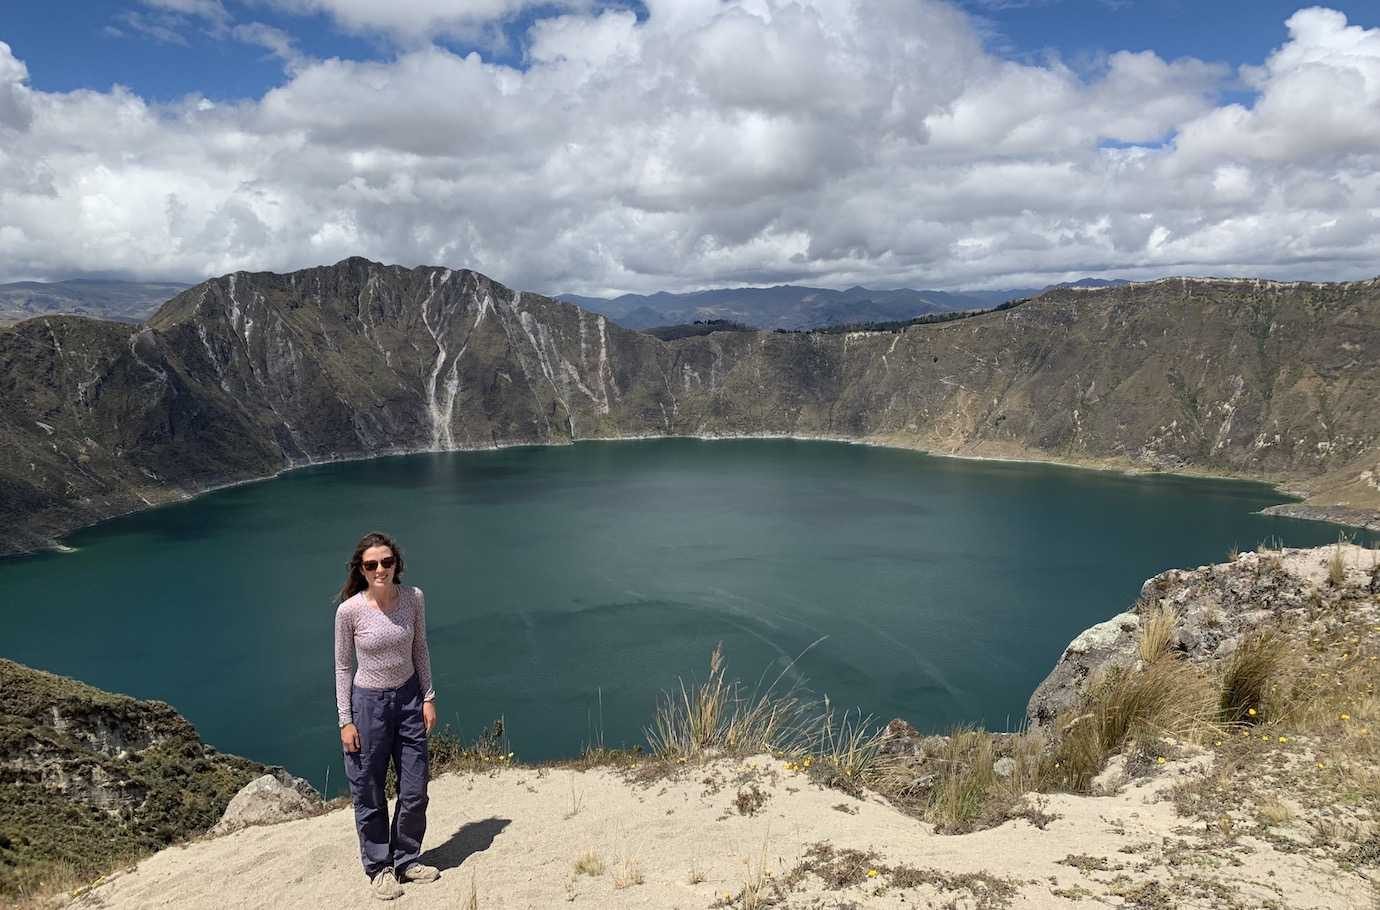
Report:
210,773,321,836
1025,612,1140,730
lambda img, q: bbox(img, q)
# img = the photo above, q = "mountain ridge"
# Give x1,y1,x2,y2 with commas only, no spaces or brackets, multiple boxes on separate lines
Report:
3,256,1378,556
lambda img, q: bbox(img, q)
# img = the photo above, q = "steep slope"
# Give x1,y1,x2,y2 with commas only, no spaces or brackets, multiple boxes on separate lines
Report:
3,260,1378,555
0,660,291,898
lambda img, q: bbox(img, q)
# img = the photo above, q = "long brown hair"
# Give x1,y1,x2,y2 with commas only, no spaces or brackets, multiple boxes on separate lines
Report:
337,531,406,605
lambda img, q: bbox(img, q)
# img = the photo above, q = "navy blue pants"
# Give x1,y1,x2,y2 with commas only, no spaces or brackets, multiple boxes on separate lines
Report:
344,674,429,878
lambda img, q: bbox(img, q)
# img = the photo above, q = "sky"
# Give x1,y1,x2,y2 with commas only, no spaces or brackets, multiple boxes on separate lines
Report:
0,1,1378,295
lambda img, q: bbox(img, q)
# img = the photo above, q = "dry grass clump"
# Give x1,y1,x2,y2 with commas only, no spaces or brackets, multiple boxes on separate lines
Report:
864,725,1046,833
1219,629,1289,725
1139,604,1178,664
646,642,817,761
925,727,997,831
611,856,644,889
572,850,605,876
1048,656,1216,792
812,704,887,791
1327,536,1348,586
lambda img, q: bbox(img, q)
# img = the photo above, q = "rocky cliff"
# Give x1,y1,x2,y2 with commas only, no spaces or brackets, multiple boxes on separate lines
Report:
3,259,1379,554
0,659,308,898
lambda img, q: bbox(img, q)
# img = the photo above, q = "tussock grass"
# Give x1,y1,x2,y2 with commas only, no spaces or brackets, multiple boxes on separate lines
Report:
925,727,997,831
646,641,821,761
573,851,604,876
866,724,1048,833
1328,535,1349,586
1219,629,1289,725
1139,604,1178,664
814,704,886,788
1049,656,1217,792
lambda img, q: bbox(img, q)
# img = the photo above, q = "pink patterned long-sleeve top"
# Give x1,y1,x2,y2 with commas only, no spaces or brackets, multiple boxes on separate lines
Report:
334,585,436,727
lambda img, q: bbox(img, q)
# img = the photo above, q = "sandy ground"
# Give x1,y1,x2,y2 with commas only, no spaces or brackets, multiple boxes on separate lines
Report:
71,749,1374,910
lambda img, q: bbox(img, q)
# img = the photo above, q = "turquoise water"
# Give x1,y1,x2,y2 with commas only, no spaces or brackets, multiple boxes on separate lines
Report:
4,439,1370,794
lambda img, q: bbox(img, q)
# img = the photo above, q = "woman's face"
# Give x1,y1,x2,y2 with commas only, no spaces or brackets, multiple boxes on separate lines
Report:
360,544,396,593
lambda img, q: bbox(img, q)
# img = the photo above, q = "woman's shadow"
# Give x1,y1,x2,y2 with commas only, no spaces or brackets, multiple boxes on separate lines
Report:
420,817,511,871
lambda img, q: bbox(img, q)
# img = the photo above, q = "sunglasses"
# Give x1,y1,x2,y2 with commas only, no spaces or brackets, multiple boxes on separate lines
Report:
361,557,396,572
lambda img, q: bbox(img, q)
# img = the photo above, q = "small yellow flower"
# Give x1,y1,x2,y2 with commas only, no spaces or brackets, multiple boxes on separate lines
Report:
1341,713,1351,721
1214,740,1222,747
1156,756,1166,764
1248,707,1258,717
1278,736,1288,744
866,869,879,878
1317,762,1325,769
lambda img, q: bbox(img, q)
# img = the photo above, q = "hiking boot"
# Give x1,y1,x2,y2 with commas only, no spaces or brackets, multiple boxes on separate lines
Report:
398,862,440,884
371,868,404,901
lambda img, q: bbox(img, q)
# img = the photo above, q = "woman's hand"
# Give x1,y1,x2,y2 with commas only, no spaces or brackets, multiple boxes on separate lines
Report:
341,722,360,753
422,701,437,735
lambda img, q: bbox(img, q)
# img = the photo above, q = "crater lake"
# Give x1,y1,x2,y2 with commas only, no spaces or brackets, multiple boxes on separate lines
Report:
5,438,1372,794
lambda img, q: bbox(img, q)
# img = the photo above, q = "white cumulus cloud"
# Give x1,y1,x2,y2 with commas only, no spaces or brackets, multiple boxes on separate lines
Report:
0,3,1378,294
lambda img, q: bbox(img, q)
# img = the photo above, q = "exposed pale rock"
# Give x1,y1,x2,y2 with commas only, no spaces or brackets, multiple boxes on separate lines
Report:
1026,613,1140,729
210,773,321,836
1027,544,1380,729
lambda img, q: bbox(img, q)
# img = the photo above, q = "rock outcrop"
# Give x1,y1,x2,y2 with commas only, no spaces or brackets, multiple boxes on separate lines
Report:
0,659,316,896
1026,543,1380,729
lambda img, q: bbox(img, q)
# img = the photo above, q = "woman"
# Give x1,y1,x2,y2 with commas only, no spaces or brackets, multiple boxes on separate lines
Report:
334,531,439,901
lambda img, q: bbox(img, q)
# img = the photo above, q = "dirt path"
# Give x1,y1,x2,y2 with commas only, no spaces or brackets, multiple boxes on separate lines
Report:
73,751,1373,910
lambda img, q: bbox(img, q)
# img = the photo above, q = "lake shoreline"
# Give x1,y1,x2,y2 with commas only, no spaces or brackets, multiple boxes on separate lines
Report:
7,430,1377,560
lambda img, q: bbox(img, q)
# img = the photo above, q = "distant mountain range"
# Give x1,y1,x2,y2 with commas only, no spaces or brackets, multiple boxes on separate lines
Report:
0,279,190,325
0,276,1132,331
558,279,1130,330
